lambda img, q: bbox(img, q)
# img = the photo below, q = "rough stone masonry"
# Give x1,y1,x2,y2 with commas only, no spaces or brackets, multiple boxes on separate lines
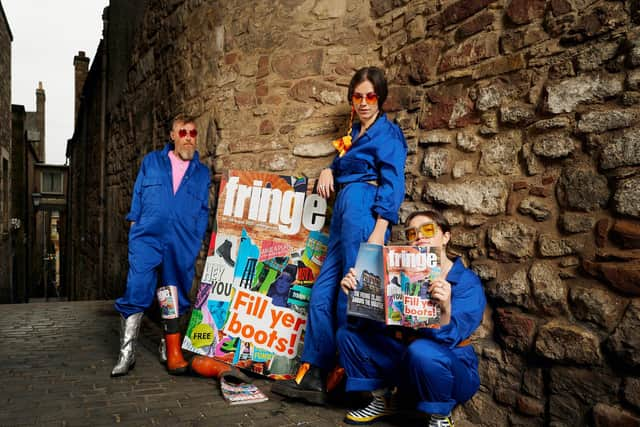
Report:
71,0,640,425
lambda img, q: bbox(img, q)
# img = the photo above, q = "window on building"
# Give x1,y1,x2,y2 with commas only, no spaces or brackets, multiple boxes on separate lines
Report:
42,170,64,194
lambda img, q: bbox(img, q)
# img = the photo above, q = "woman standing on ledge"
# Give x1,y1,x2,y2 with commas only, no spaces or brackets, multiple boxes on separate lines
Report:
272,66,408,404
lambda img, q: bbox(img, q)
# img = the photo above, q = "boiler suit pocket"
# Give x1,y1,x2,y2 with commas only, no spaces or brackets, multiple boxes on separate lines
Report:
186,186,208,232
128,221,142,241
140,177,163,214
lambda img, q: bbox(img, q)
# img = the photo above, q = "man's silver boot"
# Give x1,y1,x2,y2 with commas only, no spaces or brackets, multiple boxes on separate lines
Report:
158,338,167,364
111,312,144,377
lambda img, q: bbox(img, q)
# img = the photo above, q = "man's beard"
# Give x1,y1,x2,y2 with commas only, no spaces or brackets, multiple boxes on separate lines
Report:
177,148,195,161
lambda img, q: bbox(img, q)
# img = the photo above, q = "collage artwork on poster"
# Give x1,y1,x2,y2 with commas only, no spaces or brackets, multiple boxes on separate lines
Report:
183,170,330,379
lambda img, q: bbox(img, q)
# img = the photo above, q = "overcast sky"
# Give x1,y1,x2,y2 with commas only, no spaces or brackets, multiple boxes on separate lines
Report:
4,0,109,165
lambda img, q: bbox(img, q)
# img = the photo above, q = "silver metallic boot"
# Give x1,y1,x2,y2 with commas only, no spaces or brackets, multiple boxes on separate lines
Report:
111,312,144,377
158,337,167,364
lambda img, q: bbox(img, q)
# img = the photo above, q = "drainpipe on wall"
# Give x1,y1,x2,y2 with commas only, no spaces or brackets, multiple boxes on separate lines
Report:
98,7,109,299
65,138,73,301
22,129,29,303
24,137,31,303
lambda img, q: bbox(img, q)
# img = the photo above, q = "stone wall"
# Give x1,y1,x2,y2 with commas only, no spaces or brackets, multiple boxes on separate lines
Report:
379,1,640,425
67,42,106,301
0,3,12,302
103,0,385,298
376,1,640,425
72,0,640,425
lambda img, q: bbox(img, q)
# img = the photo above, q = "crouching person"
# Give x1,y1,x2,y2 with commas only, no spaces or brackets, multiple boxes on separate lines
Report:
337,210,486,426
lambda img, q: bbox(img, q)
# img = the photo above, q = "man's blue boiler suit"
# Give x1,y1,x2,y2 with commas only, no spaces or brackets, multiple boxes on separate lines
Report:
115,143,210,318
301,113,407,371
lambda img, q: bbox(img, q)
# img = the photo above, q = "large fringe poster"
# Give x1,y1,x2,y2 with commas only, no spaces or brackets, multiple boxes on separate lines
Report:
183,170,329,379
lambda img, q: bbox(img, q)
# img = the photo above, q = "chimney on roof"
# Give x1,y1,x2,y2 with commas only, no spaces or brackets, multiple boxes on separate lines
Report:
73,51,90,125
36,82,46,161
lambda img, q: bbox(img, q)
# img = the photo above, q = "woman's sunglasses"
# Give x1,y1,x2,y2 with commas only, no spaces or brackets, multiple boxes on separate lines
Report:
178,128,198,138
351,92,378,105
404,223,436,242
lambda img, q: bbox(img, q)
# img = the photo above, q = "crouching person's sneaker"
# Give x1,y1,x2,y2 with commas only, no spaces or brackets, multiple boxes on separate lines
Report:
271,362,327,405
428,413,455,427
344,388,398,425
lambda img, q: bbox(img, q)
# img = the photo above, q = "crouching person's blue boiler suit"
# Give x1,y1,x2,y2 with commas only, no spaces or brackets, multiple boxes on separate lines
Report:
337,258,487,417
115,143,210,318
302,113,407,372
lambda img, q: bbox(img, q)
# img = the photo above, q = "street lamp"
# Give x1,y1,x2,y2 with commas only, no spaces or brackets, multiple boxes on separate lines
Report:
31,192,42,208
31,192,47,301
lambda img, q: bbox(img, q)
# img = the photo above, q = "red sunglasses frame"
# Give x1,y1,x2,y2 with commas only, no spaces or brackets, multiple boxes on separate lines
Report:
178,128,198,138
351,92,378,105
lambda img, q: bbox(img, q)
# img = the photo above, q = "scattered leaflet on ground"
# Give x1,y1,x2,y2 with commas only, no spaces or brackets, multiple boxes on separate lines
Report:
220,373,268,405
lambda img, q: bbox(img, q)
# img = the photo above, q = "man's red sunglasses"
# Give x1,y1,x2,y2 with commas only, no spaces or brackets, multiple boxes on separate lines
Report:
178,128,198,138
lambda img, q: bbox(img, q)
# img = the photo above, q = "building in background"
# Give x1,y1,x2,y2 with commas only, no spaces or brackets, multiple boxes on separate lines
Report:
1,0,70,304
32,162,67,300
0,0,14,303
11,82,67,303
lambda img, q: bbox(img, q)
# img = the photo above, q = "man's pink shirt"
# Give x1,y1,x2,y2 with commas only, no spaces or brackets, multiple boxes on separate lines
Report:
168,150,189,194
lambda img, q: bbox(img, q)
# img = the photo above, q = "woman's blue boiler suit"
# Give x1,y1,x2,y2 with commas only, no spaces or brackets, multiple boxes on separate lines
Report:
301,113,408,371
337,258,487,416
115,144,210,318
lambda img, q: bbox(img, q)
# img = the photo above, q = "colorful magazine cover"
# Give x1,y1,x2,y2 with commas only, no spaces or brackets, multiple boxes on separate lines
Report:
183,170,330,379
220,374,269,405
346,243,385,321
347,245,443,329
384,245,442,329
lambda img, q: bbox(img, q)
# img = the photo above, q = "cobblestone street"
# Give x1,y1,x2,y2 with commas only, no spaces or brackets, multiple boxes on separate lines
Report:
1,301,426,427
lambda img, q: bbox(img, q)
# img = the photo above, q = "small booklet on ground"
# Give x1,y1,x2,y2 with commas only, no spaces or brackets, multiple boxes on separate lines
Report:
347,243,442,329
220,373,269,405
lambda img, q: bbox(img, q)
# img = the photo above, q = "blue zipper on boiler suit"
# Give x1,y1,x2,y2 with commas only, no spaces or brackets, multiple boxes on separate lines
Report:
115,143,210,318
301,114,407,370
